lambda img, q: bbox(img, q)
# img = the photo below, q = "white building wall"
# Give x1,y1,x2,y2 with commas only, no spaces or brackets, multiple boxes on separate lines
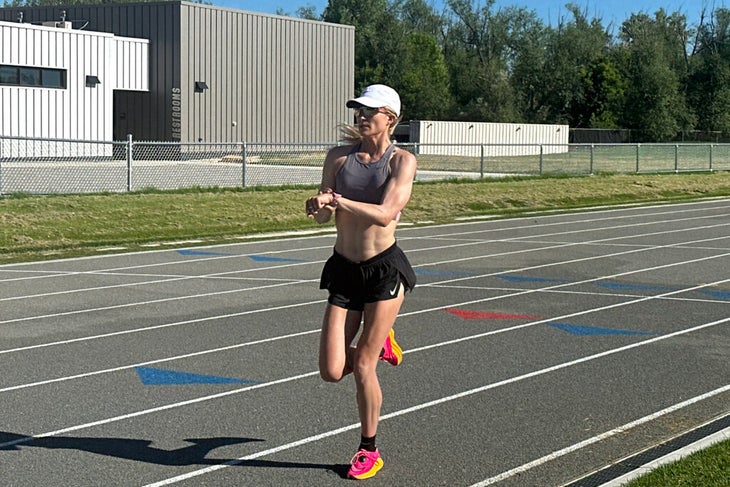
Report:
0,20,148,156
411,120,569,157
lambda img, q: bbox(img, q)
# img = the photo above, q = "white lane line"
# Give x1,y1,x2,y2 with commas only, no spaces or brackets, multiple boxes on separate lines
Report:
2,242,728,392
0,370,321,451
419,222,729,271
0,246,330,300
2,218,727,329
0,311,323,393
140,317,730,487
403,275,730,351
0,299,324,357
0,271,308,303
0,278,319,326
1,272,728,449
1,199,726,290
432,284,730,305
403,202,730,244
469,385,730,487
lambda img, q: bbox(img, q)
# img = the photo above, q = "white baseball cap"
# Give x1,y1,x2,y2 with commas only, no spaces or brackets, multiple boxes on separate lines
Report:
346,84,401,117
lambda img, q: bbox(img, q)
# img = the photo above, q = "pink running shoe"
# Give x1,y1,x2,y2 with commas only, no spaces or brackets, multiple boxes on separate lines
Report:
379,328,402,366
348,448,384,479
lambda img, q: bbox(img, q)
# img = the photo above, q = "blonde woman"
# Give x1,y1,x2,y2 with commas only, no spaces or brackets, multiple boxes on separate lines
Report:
306,84,417,479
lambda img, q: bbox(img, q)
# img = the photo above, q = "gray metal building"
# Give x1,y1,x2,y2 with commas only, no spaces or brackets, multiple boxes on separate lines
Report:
0,1,354,143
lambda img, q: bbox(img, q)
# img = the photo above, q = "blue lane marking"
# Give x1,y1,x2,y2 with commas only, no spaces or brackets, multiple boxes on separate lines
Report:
135,367,259,386
596,281,669,291
548,323,656,336
698,289,730,300
498,274,568,283
414,268,473,277
177,249,230,256
249,255,304,263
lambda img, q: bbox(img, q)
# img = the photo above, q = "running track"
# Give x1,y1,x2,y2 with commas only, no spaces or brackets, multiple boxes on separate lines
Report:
1,199,728,486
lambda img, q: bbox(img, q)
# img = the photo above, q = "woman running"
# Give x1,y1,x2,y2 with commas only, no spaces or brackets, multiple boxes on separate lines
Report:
305,84,417,480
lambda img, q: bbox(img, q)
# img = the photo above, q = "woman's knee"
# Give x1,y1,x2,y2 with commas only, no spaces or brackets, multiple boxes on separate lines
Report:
319,366,344,383
319,357,349,382
351,347,378,378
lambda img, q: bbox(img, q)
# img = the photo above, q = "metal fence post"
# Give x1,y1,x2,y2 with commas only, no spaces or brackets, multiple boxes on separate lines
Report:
241,142,247,188
674,144,679,173
539,144,544,175
480,144,485,178
636,144,640,173
710,144,714,172
126,134,133,192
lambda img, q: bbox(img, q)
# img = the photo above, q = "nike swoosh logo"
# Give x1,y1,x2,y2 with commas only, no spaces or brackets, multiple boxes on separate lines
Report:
389,279,399,296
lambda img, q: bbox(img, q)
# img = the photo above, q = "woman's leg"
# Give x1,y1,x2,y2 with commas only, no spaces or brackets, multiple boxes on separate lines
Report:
319,304,362,382
353,287,405,437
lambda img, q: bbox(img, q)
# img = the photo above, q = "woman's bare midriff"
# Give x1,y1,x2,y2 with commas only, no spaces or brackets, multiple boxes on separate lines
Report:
333,211,397,262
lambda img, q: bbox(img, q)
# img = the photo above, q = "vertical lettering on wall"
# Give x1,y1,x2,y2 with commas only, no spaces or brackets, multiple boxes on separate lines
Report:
171,87,182,140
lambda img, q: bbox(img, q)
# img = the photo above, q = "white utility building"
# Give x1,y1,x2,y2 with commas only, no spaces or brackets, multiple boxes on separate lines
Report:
0,19,148,150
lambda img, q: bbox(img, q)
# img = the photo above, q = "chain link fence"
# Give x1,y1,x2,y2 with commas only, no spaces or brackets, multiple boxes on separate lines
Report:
1,135,729,195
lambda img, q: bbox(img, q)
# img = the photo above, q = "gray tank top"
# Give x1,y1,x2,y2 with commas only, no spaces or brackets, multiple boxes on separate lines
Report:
335,144,396,204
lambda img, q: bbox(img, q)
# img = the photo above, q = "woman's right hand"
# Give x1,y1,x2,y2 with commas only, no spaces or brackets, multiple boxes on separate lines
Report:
306,191,336,218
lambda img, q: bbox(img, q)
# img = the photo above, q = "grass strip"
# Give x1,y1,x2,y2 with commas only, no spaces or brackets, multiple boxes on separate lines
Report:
2,172,730,264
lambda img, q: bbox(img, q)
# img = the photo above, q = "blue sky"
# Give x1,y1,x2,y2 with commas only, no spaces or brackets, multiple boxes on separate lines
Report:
213,0,724,27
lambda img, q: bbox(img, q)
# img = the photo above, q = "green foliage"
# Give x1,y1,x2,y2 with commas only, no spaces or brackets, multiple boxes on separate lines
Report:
316,0,725,140
399,32,452,120
539,4,613,126
688,8,730,134
618,10,695,141
578,58,626,128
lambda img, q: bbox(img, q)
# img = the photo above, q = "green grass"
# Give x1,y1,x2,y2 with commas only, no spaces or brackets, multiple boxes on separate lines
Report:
625,437,730,486
2,172,730,264
0,171,728,483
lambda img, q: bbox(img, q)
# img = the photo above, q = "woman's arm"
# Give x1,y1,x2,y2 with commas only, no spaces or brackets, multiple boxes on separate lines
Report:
306,146,348,223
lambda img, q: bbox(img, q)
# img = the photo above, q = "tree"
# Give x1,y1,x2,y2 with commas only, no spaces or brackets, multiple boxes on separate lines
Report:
537,4,613,126
323,0,450,120
399,32,451,119
441,0,519,121
687,8,730,134
323,0,398,92
576,57,626,128
501,6,548,123
618,10,695,141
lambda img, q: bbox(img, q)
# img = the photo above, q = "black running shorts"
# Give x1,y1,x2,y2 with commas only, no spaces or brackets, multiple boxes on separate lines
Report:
319,243,416,311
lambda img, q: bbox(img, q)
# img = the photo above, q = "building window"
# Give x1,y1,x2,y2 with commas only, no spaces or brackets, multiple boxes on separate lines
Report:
0,64,67,89
0,65,19,84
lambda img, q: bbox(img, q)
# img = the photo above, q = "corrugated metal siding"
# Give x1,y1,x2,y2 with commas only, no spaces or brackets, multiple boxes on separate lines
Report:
0,20,114,144
179,3,353,143
412,121,569,157
1,2,354,143
113,36,149,91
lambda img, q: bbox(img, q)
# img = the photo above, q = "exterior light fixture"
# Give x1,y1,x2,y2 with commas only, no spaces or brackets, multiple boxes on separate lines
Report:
194,81,208,93
85,75,101,88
